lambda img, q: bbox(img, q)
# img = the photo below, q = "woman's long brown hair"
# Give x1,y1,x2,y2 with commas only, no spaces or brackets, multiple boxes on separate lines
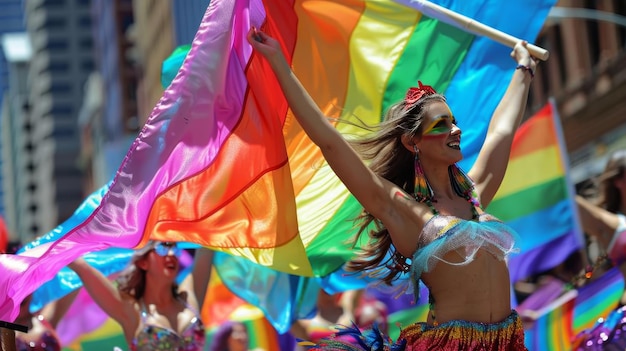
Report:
345,94,446,286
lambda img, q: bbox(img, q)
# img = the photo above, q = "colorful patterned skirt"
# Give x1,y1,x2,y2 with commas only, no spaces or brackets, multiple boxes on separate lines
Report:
309,310,527,351
399,311,527,350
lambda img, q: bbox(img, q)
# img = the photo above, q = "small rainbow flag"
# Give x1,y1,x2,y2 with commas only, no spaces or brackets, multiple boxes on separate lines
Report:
0,0,555,321
572,266,624,335
524,289,577,351
523,267,624,351
489,100,584,282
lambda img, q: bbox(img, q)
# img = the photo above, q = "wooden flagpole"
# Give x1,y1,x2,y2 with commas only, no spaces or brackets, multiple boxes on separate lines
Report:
397,0,550,61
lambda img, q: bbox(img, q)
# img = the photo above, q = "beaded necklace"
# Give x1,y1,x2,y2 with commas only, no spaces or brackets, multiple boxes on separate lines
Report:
422,194,480,221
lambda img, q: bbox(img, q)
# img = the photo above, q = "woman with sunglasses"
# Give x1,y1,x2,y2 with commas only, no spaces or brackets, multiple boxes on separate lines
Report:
69,241,213,351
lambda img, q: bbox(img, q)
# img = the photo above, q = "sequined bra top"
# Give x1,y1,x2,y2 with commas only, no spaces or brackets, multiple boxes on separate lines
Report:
131,299,205,351
409,211,520,285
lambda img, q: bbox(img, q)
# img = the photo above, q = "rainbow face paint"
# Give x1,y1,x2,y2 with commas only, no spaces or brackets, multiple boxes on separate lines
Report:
422,115,457,136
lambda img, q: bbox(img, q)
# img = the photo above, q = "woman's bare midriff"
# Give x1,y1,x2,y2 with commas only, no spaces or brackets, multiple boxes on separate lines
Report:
421,248,512,324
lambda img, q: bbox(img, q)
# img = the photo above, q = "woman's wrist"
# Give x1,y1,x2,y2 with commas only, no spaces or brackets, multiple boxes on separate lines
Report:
515,64,534,79
269,53,290,74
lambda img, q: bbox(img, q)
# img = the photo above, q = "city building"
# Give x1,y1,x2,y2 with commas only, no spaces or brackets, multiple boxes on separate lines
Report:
130,0,209,127
80,0,137,192
0,33,31,241
19,0,95,240
0,0,26,227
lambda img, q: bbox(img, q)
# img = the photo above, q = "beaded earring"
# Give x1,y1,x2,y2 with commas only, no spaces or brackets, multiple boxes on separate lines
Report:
448,164,479,207
413,145,434,203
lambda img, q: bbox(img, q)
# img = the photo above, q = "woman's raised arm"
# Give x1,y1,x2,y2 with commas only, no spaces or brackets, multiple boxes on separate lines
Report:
247,29,406,226
576,195,623,250
179,247,214,312
68,258,137,330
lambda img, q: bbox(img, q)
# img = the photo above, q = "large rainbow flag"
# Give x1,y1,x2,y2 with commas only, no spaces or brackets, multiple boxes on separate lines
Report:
0,0,555,321
489,100,584,282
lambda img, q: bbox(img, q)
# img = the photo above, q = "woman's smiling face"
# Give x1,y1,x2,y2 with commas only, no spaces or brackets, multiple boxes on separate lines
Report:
416,100,463,164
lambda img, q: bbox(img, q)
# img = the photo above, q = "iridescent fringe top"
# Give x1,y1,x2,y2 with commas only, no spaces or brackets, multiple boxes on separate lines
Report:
409,212,520,298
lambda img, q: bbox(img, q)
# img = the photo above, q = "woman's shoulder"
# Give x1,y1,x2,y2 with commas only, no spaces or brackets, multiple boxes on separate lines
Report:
386,199,434,256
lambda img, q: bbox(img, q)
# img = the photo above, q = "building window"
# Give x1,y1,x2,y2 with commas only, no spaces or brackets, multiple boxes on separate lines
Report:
50,82,72,93
78,15,92,28
45,17,67,29
81,59,94,71
52,127,75,138
584,1,600,67
49,61,70,72
46,39,69,51
51,103,73,115
553,25,566,86
79,37,92,51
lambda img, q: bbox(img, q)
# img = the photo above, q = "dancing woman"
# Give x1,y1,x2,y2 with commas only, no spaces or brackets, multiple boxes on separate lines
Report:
70,242,213,351
248,28,536,350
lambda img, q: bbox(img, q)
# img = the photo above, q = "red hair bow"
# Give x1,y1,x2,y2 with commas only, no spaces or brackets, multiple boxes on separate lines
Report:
403,81,437,110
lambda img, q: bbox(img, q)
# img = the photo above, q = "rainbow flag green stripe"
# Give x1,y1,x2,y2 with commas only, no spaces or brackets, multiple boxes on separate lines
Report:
490,178,567,221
